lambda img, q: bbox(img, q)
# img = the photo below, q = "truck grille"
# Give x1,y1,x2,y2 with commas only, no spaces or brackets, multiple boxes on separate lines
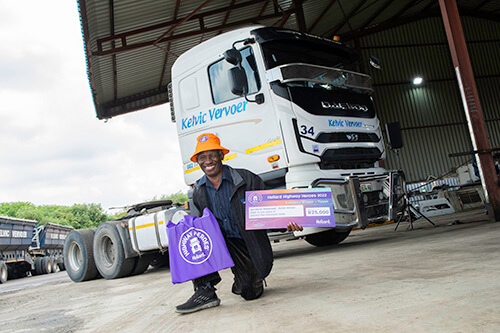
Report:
315,132,380,143
319,148,382,170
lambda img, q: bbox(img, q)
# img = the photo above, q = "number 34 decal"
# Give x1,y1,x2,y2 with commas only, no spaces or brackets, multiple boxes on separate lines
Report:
300,125,315,136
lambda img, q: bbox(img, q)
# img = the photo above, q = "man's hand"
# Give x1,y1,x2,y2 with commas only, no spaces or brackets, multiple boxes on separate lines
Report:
287,222,303,232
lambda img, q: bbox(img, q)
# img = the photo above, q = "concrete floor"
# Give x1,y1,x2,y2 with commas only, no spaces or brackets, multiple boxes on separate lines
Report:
1,209,499,332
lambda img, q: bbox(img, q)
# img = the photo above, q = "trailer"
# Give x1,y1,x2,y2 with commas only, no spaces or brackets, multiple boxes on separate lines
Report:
0,216,73,283
65,26,406,283
31,222,74,273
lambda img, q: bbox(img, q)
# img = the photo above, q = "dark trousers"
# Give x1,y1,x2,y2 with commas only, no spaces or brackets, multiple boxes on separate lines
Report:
193,237,264,300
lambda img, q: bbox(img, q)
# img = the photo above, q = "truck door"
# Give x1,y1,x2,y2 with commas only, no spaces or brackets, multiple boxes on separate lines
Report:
180,45,286,185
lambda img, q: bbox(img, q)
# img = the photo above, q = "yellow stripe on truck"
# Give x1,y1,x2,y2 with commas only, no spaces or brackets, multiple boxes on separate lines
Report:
185,166,201,174
184,153,237,174
223,153,237,162
129,220,164,231
245,140,281,154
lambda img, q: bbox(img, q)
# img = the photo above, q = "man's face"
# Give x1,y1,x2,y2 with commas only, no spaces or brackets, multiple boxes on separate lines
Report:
196,150,224,178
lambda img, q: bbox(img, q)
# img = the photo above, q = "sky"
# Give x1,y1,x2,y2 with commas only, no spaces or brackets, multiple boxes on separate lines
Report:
0,1,187,211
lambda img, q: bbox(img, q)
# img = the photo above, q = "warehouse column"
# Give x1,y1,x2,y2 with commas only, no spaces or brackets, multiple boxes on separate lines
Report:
439,0,500,221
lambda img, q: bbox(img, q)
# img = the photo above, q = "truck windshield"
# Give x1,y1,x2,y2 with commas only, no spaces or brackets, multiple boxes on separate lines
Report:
278,63,372,94
260,39,356,70
261,40,371,94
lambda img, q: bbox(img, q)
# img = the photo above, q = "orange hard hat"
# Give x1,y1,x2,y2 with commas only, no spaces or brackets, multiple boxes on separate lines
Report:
190,133,229,162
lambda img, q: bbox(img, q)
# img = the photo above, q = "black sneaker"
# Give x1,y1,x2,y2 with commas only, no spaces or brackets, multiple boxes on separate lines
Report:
231,280,242,295
231,279,264,299
175,285,220,314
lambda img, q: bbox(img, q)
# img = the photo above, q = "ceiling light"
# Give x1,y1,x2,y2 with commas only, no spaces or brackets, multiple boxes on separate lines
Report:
413,77,423,85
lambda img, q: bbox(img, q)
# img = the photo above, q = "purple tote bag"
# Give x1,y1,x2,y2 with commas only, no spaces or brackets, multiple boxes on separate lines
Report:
167,208,234,284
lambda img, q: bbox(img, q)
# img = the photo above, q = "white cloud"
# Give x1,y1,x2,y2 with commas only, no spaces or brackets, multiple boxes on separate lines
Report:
0,1,187,209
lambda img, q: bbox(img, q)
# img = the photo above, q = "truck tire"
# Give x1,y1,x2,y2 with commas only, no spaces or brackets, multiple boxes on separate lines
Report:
34,258,43,275
58,262,66,271
130,255,153,276
7,265,16,280
93,223,135,279
50,256,57,273
41,257,52,274
0,261,7,284
305,229,352,247
150,252,169,269
7,264,29,279
64,229,100,282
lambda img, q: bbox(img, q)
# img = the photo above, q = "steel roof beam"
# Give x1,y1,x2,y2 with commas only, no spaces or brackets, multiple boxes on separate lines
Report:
339,0,500,42
259,0,270,16
153,0,213,46
217,0,237,35
95,0,268,53
389,0,426,22
459,6,500,22
99,87,170,119
158,0,181,90
325,0,370,37
276,1,295,27
293,0,307,31
308,0,338,33
340,0,441,41
93,10,294,57
473,0,493,11
340,10,438,41
359,0,396,31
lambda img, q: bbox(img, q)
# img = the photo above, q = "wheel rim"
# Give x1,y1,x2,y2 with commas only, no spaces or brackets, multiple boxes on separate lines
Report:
68,242,83,272
45,258,52,274
51,257,57,272
99,235,116,268
0,264,7,282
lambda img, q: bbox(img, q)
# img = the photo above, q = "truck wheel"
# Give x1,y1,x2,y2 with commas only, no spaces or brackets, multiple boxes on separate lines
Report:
58,262,66,271
64,229,100,282
150,252,169,269
93,223,135,279
41,257,52,274
34,258,43,275
305,229,352,247
50,256,57,273
0,261,7,284
7,265,15,280
130,255,153,276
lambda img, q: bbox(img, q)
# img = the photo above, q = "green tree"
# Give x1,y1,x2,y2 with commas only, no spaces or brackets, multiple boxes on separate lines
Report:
0,202,36,217
0,201,110,229
70,203,109,229
150,191,188,204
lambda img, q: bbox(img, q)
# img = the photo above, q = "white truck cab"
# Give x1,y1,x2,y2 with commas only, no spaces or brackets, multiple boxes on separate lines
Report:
169,26,397,246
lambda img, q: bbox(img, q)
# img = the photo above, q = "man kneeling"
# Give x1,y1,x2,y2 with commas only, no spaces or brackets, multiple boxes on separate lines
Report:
175,133,302,314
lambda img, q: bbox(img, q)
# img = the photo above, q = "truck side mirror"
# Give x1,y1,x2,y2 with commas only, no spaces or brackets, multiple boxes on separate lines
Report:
223,48,242,66
385,122,403,149
228,67,248,96
369,55,381,70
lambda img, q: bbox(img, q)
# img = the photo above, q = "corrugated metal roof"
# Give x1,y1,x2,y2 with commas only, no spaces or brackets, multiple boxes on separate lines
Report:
78,0,500,119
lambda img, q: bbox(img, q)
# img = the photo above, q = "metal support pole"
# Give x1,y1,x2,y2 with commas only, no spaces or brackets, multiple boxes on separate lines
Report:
439,0,500,221
293,0,306,32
